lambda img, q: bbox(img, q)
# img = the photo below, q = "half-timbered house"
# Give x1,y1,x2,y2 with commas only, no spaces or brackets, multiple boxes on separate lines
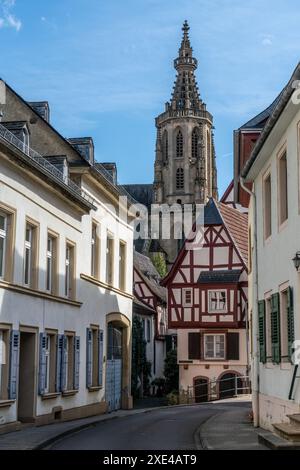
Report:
161,198,249,401
133,252,168,380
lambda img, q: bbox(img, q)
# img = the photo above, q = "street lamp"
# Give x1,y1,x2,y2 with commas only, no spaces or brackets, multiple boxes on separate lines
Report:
292,252,300,271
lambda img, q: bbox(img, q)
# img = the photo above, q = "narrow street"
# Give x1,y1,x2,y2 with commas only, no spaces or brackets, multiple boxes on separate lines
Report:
49,401,263,450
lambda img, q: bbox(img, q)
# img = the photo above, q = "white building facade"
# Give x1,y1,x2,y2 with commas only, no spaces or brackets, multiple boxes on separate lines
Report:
0,80,133,431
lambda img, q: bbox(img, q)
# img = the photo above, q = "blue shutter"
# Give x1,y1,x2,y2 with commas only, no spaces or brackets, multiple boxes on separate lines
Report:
74,336,80,390
61,335,68,392
38,332,47,395
86,328,92,388
55,334,63,392
98,330,104,387
8,330,20,400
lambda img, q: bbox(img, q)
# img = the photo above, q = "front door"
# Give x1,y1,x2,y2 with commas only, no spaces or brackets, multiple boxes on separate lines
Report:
194,378,208,403
18,332,36,422
219,373,242,399
106,325,122,412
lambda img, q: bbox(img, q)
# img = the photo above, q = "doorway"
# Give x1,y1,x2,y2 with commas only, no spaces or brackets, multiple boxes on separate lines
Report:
218,372,242,399
106,324,123,412
194,377,208,403
18,331,36,422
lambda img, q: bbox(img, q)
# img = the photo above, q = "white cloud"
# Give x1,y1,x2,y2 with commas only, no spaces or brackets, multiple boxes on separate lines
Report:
0,0,21,31
261,34,273,46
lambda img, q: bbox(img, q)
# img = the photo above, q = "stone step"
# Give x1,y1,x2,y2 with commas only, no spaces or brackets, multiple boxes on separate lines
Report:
273,422,300,442
258,431,300,450
287,414,300,426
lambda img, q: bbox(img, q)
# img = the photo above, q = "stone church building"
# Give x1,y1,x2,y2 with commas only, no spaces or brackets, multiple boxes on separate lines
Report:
125,21,218,265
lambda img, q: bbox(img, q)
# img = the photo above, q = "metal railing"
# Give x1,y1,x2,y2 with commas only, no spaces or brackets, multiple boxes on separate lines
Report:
183,375,251,404
0,123,95,207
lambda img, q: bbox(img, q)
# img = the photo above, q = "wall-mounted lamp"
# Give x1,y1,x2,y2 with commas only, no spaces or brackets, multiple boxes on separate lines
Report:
293,252,300,271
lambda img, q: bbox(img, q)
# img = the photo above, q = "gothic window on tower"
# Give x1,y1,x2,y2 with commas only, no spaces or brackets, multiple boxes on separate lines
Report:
162,130,168,163
176,130,183,158
176,168,184,190
192,128,199,160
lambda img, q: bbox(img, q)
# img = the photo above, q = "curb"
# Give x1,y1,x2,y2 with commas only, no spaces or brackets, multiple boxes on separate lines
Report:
194,413,222,450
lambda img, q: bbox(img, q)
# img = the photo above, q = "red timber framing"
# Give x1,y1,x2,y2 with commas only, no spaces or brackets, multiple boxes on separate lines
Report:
161,199,248,329
133,268,166,340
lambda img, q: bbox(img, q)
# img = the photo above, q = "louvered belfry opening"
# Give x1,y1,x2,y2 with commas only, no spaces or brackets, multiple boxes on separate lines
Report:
176,168,184,190
176,130,183,158
192,128,199,160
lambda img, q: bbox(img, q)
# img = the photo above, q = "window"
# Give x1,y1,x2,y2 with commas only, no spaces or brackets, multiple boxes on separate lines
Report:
204,334,225,360
188,332,201,360
0,213,7,280
24,223,36,287
119,241,126,291
46,235,57,293
86,327,104,389
91,223,100,278
183,288,193,307
192,128,199,160
208,290,227,312
0,329,9,400
106,233,114,285
263,173,272,239
162,130,168,162
176,168,184,190
278,151,288,225
65,243,75,299
41,332,57,395
176,130,183,158
146,319,151,343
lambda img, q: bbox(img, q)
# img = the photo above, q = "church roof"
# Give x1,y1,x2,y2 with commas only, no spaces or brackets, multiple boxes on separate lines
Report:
123,184,153,209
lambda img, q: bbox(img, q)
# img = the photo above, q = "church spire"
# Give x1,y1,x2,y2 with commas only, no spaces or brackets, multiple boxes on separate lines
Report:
171,21,203,111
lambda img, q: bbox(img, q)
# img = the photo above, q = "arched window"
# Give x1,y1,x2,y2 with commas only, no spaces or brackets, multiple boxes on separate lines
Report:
176,168,184,190
176,130,183,158
192,128,199,160
162,130,168,162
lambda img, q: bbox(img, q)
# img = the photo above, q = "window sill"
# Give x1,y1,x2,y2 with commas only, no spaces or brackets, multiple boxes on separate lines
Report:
62,390,78,397
0,399,15,408
88,386,102,392
41,392,60,400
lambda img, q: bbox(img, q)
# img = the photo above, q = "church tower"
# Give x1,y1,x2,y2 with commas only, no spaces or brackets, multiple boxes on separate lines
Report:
153,21,218,263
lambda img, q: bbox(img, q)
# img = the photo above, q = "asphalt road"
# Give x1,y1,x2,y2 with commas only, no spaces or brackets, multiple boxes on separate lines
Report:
49,403,246,450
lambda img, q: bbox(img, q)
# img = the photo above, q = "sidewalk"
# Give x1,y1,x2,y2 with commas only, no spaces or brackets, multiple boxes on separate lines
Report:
0,407,160,450
197,401,268,450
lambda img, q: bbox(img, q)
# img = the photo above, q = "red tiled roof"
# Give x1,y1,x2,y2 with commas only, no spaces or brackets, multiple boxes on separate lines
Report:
218,202,248,266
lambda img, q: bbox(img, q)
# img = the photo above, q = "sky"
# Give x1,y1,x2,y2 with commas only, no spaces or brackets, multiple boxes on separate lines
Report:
1,0,300,196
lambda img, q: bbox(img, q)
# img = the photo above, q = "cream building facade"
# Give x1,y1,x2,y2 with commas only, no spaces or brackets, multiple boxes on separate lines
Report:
0,80,134,431
242,63,300,432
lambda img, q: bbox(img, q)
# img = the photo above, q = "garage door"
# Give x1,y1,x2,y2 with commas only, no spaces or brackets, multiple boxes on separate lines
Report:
106,325,122,412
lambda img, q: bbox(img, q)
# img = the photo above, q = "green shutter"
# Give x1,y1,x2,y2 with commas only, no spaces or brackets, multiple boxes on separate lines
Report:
271,293,281,364
287,286,295,362
258,300,266,363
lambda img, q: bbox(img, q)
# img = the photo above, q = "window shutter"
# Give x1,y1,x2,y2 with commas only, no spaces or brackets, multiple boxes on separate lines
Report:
227,333,240,360
74,336,80,390
61,335,68,392
8,330,20,400
287,287,295,361
86,328,93,388
98,330,104,387
271,293,281,364
258,300,266,363
188,332,201,360
56,334,63,393
38,332,47,395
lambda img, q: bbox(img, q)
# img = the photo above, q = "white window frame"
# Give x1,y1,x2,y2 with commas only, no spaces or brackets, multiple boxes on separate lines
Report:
24,224,33,287
208,290,227,313
46,236,54,293
204,334,226,360
182,288,193,307
0,212,7,280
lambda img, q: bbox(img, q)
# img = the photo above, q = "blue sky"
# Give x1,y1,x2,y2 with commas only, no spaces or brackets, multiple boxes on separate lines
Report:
1,0,300,196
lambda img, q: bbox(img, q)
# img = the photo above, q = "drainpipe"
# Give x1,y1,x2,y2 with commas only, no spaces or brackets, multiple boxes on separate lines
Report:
240,176,260,427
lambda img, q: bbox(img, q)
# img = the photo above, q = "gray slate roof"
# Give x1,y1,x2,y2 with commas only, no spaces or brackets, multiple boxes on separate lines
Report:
123,184,153,209
134,251,167,302
198,269,242,284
